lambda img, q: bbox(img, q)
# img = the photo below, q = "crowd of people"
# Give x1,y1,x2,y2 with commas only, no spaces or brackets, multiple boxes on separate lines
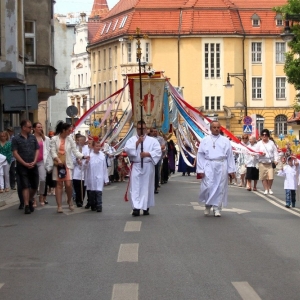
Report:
0,119,297,216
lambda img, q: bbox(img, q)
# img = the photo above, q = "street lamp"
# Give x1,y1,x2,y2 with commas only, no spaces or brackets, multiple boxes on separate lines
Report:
280,14,299,42
224,69,247,117
289,128,294,136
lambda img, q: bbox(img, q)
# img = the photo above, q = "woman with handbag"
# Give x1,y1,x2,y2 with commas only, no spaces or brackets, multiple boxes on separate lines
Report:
32,122,52,206
50,121,87,213
256,129,279,195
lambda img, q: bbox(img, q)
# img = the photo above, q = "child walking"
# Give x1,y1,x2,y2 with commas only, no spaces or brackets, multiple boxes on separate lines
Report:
84,141,109,212
277,156,299,208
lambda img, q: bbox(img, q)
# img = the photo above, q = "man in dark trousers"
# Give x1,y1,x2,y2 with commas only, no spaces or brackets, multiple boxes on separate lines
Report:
12,120,39,214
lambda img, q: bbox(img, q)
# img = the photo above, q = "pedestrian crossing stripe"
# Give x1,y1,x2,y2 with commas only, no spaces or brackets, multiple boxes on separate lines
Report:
243,125,252,133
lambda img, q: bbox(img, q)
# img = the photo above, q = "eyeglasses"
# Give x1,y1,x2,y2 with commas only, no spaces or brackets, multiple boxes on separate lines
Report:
261,133,268,136
26,126,32,129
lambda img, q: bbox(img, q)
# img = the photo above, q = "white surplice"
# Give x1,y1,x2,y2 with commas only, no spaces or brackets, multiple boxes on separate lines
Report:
84,151,109,192
197,135,236,207
124,135,162,210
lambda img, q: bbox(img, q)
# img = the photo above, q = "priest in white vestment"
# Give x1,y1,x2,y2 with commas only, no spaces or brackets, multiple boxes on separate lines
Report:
124,121,162,216
197,121,236,217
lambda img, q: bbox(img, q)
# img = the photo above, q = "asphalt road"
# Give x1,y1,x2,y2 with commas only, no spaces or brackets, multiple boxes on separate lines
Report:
0,173,300,300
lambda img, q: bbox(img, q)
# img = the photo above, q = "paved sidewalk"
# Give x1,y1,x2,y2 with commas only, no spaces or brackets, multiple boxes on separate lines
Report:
0,189,19,208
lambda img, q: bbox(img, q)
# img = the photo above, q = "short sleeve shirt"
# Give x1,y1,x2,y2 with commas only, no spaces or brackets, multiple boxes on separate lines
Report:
11,134,39,163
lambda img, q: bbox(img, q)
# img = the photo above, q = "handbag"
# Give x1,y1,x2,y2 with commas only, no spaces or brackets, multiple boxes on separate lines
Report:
272,162,276,169
54,152,66,166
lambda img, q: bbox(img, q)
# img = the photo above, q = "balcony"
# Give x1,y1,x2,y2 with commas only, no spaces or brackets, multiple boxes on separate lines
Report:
25,65,57,100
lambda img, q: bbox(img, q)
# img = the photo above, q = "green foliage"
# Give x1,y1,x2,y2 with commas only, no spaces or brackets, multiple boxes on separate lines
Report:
274,1,300,90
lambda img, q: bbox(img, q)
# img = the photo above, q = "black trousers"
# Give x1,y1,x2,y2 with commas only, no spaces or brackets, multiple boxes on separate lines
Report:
161,157,169,183
73,179,86,205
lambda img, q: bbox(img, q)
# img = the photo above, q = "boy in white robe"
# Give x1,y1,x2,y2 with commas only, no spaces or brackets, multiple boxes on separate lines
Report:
124,121,162,216
277,157,299,208
84,141,109,212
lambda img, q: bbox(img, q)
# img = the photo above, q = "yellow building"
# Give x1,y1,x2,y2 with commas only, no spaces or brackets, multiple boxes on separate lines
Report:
88,0,295,138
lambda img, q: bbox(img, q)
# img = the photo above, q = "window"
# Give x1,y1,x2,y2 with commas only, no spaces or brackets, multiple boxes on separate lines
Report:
25,21,36,63
109,48,112,68
276,77,286,99
114,46,117,66
252,78,262,99
106,22,112,33
78,75,80,88
104,82,107,100
205,96,221,110
256,114,264,134
252,14,260,27
103,49,106,69
93,52,96,71
276,42,286,63
119,16,128,28
275,14,283,26
127,43,132,63
115,80,118,92
109,81,112,98
145,43,150,62
204,43,220,78
113,19,118,31
98,50,101,70
274,114,287,135
252,42,262,63
101,24,106,35
98,83,101,101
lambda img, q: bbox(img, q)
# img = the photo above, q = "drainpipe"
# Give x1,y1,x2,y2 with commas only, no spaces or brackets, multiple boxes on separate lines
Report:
178,9,183,86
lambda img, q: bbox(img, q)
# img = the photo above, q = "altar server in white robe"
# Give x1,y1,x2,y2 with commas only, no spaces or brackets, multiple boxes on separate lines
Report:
84,141,109,212
124,120,162,216
197,121,236,217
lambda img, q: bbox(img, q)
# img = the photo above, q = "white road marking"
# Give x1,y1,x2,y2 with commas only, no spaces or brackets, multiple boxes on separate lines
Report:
190,202,199,206
117,244,139,262
254,191,300,217
192,204,250,214
232,282,262,300
0,283,4,289
111,283,138,300
124,221,141,232
0,201,19,211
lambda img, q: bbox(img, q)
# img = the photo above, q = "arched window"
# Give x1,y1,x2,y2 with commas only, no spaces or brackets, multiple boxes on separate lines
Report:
275,114,287,135
256,114,264,134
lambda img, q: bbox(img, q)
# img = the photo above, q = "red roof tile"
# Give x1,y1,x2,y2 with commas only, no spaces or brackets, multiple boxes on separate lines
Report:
90,0,109,18
90,0,289,45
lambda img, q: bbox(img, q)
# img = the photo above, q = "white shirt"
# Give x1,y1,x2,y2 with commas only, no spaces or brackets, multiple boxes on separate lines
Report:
256,140,279,163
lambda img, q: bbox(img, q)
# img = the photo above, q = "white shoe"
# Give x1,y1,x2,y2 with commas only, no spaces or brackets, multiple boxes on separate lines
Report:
264,190,268,195
214,210,221,217
268,189,273,195
204,207,211,216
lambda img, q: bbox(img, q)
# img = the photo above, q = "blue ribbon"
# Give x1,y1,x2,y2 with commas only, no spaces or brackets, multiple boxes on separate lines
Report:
161,85,170,134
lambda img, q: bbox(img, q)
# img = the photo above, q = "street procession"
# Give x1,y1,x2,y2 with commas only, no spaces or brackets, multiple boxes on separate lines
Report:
2,0,300,299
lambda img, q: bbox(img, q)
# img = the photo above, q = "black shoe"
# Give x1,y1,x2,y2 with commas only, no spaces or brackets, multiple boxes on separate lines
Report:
182,173,185,176
29,201,34,213
285,205,291,208
19,203,24,210
85,203,90,209
44,200,48,205
76,203,83,208
154,190,159,194
132,209,140,217
24,205,31,214
91,205,97,211
97,206,102,212
143,208,150,216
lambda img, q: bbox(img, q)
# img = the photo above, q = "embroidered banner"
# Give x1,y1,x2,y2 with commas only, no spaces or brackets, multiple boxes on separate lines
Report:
129,78,166,128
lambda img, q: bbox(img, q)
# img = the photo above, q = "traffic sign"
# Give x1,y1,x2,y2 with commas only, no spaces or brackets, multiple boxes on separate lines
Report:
243,116,252,125
243,125,252,134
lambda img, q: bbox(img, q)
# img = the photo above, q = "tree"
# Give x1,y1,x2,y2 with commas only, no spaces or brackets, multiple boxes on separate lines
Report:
274,0,300,91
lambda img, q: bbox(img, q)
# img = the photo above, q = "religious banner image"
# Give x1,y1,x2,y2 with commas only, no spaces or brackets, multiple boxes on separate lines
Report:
129,78,166,128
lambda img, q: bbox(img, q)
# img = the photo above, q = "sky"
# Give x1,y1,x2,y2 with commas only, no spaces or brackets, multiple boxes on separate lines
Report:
54,0,120,15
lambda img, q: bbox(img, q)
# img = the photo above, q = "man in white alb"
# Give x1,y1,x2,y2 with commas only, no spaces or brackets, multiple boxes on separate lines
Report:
197,121,236,217
124,120,162,216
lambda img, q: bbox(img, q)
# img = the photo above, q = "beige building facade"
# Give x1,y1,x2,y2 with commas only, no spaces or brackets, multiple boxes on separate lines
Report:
88,0,296,138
